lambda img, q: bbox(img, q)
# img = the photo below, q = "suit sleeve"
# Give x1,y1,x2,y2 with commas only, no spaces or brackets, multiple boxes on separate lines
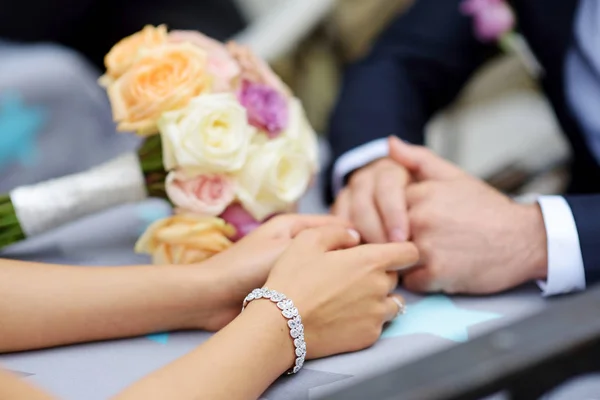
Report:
326,0,496,198
564,195,600,285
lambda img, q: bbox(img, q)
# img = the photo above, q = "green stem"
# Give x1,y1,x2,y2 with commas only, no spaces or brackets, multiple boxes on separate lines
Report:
0,195,25,248
498,31,517,54
137,136,168,200
0,232,25,249
0,214,19,228
140,159,166,173
0,201,14,215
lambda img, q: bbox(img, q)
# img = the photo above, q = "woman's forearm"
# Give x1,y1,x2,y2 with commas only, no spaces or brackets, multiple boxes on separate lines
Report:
0,259,222,352
0,369,55,400
114,301,294,400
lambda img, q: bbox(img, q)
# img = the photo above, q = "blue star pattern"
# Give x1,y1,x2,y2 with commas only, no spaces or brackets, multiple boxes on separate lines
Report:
146,333,170,345
381,295,502,343
0,91,46,168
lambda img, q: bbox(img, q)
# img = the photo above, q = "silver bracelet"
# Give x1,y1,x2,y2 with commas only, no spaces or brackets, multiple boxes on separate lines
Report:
242,288,307,374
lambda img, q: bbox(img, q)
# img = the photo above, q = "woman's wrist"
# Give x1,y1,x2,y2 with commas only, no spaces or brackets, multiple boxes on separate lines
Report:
156,263,235,331
185,254,263,331
239,300,296,373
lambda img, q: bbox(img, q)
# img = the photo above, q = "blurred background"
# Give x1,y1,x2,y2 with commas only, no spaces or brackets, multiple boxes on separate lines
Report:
244,0,569,197
0,0,569,197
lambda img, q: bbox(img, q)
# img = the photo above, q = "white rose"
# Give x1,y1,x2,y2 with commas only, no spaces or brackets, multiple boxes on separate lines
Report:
236,138,312,221
282,98,320,173
159,94,253,172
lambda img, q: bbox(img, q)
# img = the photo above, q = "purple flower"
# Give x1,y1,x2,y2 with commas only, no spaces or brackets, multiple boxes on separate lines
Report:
461,0,515,42
220,203,261,241
238,80,289,138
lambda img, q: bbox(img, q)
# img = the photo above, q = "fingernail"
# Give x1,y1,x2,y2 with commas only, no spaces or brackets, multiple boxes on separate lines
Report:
347,229,361,241
390,229,406,242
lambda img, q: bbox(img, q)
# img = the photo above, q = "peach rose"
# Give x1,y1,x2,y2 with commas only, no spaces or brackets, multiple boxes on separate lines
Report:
135,214,235,265
166,170,235,216
169,30,240,92
107,42,211,135
100,25,168,86
227,42,291,97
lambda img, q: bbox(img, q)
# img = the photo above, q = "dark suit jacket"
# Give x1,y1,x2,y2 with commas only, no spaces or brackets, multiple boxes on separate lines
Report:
327,0,600,283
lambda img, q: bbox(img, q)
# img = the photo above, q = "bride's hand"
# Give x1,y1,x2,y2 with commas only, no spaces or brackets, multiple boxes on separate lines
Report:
263,225,419,358
199,214,351,330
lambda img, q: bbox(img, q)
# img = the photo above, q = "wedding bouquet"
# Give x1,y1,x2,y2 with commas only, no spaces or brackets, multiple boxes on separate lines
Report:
0,25,319,262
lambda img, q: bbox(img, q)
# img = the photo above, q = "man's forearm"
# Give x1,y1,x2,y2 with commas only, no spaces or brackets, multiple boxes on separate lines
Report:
0,259,219,352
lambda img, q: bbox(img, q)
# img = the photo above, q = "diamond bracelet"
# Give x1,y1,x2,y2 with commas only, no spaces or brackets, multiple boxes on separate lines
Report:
242,287,307,374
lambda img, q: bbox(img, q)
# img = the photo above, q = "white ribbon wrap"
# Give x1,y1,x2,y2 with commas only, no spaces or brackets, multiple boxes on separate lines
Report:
10,152,147,237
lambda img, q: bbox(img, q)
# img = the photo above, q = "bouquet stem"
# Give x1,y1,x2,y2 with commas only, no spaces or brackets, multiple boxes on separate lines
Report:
0,136,167,249
138,135,167,198
0,194,25,248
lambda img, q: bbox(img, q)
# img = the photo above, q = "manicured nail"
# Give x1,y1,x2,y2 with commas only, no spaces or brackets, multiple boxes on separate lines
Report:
390,228,406,242
348,229,361,241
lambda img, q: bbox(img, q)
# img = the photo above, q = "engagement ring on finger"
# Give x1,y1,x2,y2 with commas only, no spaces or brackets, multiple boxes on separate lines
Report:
392,297,406,317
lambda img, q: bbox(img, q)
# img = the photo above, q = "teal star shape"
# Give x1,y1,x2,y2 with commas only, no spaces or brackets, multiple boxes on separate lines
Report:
146,332,170,344
0,91,46,168
381,295,502,343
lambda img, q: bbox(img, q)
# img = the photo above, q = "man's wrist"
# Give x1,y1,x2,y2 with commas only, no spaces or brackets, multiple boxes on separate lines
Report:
344,157,389,186
517,203,549,281
332,137,390,195
348,157,411,187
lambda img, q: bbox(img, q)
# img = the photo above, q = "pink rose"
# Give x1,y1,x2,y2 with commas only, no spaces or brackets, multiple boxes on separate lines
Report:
166,170,235,216
460,0,515,42
238,80,289,138
227,41,291,97
169,30,241,92
220,203,262,241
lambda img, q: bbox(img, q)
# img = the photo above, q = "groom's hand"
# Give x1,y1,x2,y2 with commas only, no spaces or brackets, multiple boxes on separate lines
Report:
332,158,410,243
388,137,549,294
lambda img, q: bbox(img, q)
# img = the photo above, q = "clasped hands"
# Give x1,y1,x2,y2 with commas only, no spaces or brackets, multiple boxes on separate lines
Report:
188,137,548,362
333,137,549,295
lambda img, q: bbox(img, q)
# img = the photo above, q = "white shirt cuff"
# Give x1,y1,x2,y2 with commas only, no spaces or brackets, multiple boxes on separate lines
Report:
537,195,586,296
332,138,389,194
